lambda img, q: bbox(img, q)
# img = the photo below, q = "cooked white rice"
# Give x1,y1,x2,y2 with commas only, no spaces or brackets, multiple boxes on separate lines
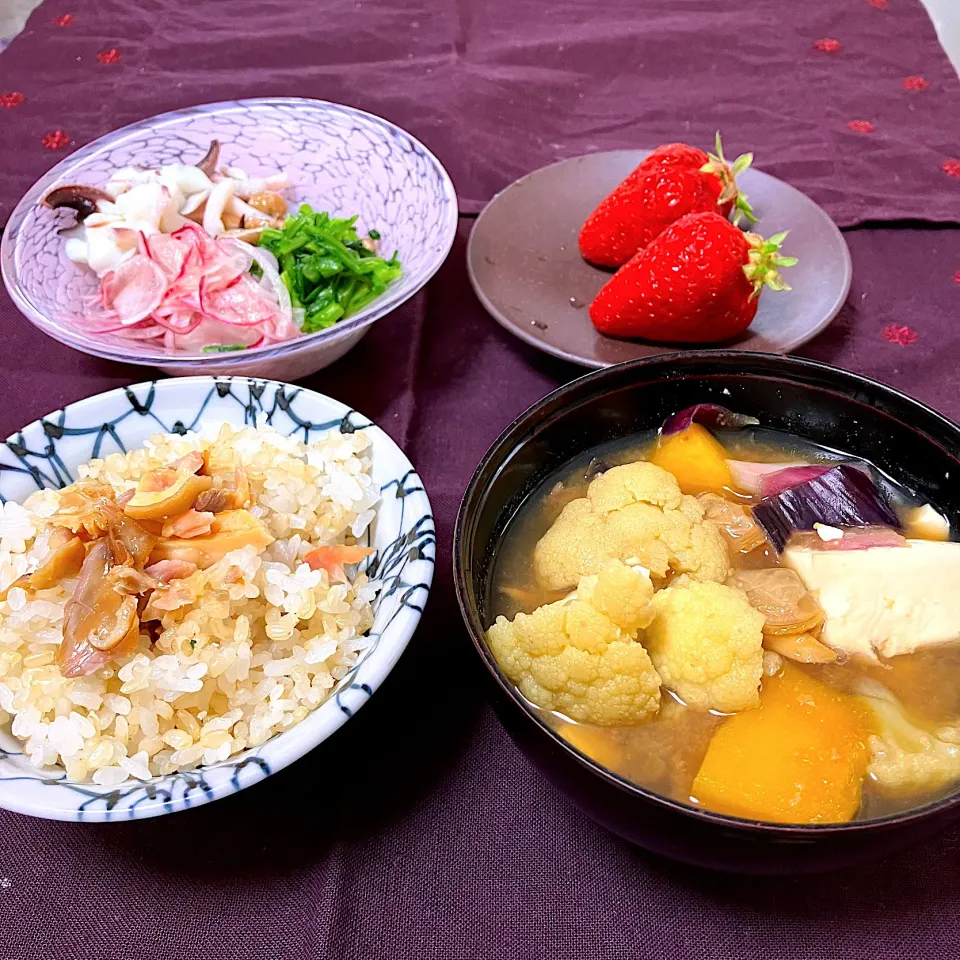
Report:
0,423,379,784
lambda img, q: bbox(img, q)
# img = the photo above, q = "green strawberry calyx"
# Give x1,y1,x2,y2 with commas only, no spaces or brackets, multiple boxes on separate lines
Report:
743,231,798,300
701,131,757,226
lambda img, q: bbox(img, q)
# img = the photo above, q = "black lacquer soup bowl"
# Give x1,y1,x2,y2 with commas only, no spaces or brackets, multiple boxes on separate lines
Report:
454,352,960,874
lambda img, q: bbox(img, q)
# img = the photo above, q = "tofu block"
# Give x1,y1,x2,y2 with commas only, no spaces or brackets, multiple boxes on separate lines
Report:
783,539,960,660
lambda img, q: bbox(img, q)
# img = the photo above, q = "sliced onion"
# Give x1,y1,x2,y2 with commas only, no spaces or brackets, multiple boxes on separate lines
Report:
150,310,201,334
251,244,279,274
760,464,854,499
180,189,210,216
727,460,806,496
118,321,167,341
173,317,262,351
75,210,297,351
728,567,824,633
199,274,276,327
142,232,190,283
662,404,759,437
220,237,292,331
764,632,838,665
699,493,767,553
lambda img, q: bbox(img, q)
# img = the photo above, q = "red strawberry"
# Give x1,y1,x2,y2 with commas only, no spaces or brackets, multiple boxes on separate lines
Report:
579,134,756,268
635,142,711,172
589,211,796,343
638,134,755,222
579,165,719,268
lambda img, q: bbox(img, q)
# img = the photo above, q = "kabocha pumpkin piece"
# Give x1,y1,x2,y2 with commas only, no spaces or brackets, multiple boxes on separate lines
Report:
691,662,872,823
557,722,625,772
649,423,736,497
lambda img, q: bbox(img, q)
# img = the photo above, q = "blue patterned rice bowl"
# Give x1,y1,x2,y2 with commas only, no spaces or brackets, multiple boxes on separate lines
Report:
0,377,433,820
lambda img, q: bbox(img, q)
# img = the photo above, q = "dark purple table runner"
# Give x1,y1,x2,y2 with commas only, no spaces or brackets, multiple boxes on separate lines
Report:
1,1,960,958
1,0,960,224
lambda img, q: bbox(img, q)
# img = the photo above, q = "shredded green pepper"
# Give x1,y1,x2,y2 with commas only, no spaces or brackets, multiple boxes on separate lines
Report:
258,205,403,334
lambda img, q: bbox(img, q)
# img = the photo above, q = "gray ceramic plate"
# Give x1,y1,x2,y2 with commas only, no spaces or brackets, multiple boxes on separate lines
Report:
467,151,852,368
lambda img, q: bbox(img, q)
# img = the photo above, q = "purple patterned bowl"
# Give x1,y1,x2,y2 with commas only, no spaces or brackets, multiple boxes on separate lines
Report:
1,98,458,380
454,351,960,874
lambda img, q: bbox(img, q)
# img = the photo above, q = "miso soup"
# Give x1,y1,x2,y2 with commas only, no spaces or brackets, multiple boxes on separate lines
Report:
486,413,960,824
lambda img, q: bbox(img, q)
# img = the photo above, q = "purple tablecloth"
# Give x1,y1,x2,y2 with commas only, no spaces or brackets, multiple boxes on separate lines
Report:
2,1,960,958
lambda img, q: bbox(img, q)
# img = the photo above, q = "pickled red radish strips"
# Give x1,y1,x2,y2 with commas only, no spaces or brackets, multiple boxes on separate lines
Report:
100,256,167,325
83,223,295,349
46,145,403,354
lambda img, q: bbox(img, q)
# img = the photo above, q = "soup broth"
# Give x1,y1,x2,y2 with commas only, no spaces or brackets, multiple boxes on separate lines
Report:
489,426,960,822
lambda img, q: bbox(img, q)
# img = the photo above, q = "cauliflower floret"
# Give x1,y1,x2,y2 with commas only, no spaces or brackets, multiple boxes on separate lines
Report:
534,462,729,592
861,690,960,794
644,578,764,712
486,560,661,726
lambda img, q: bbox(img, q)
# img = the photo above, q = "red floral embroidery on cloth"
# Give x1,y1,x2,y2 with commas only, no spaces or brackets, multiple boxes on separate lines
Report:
813,38,842,53
96,48,122,65
41,130,71,150
881,324,919,346
953,270,960,285
848,120,876,133
52,14,74,27
903,76,929,91
943,160,960,179
0,93,25,109
867,0,888,8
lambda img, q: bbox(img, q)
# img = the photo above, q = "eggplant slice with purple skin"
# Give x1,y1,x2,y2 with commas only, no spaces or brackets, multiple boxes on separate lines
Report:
41,184,115,222
753,465,902,552
657,406,901,551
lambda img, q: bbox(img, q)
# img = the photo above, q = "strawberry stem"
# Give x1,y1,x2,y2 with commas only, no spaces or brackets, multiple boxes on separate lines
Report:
700,131,758,226
743,230,797,299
